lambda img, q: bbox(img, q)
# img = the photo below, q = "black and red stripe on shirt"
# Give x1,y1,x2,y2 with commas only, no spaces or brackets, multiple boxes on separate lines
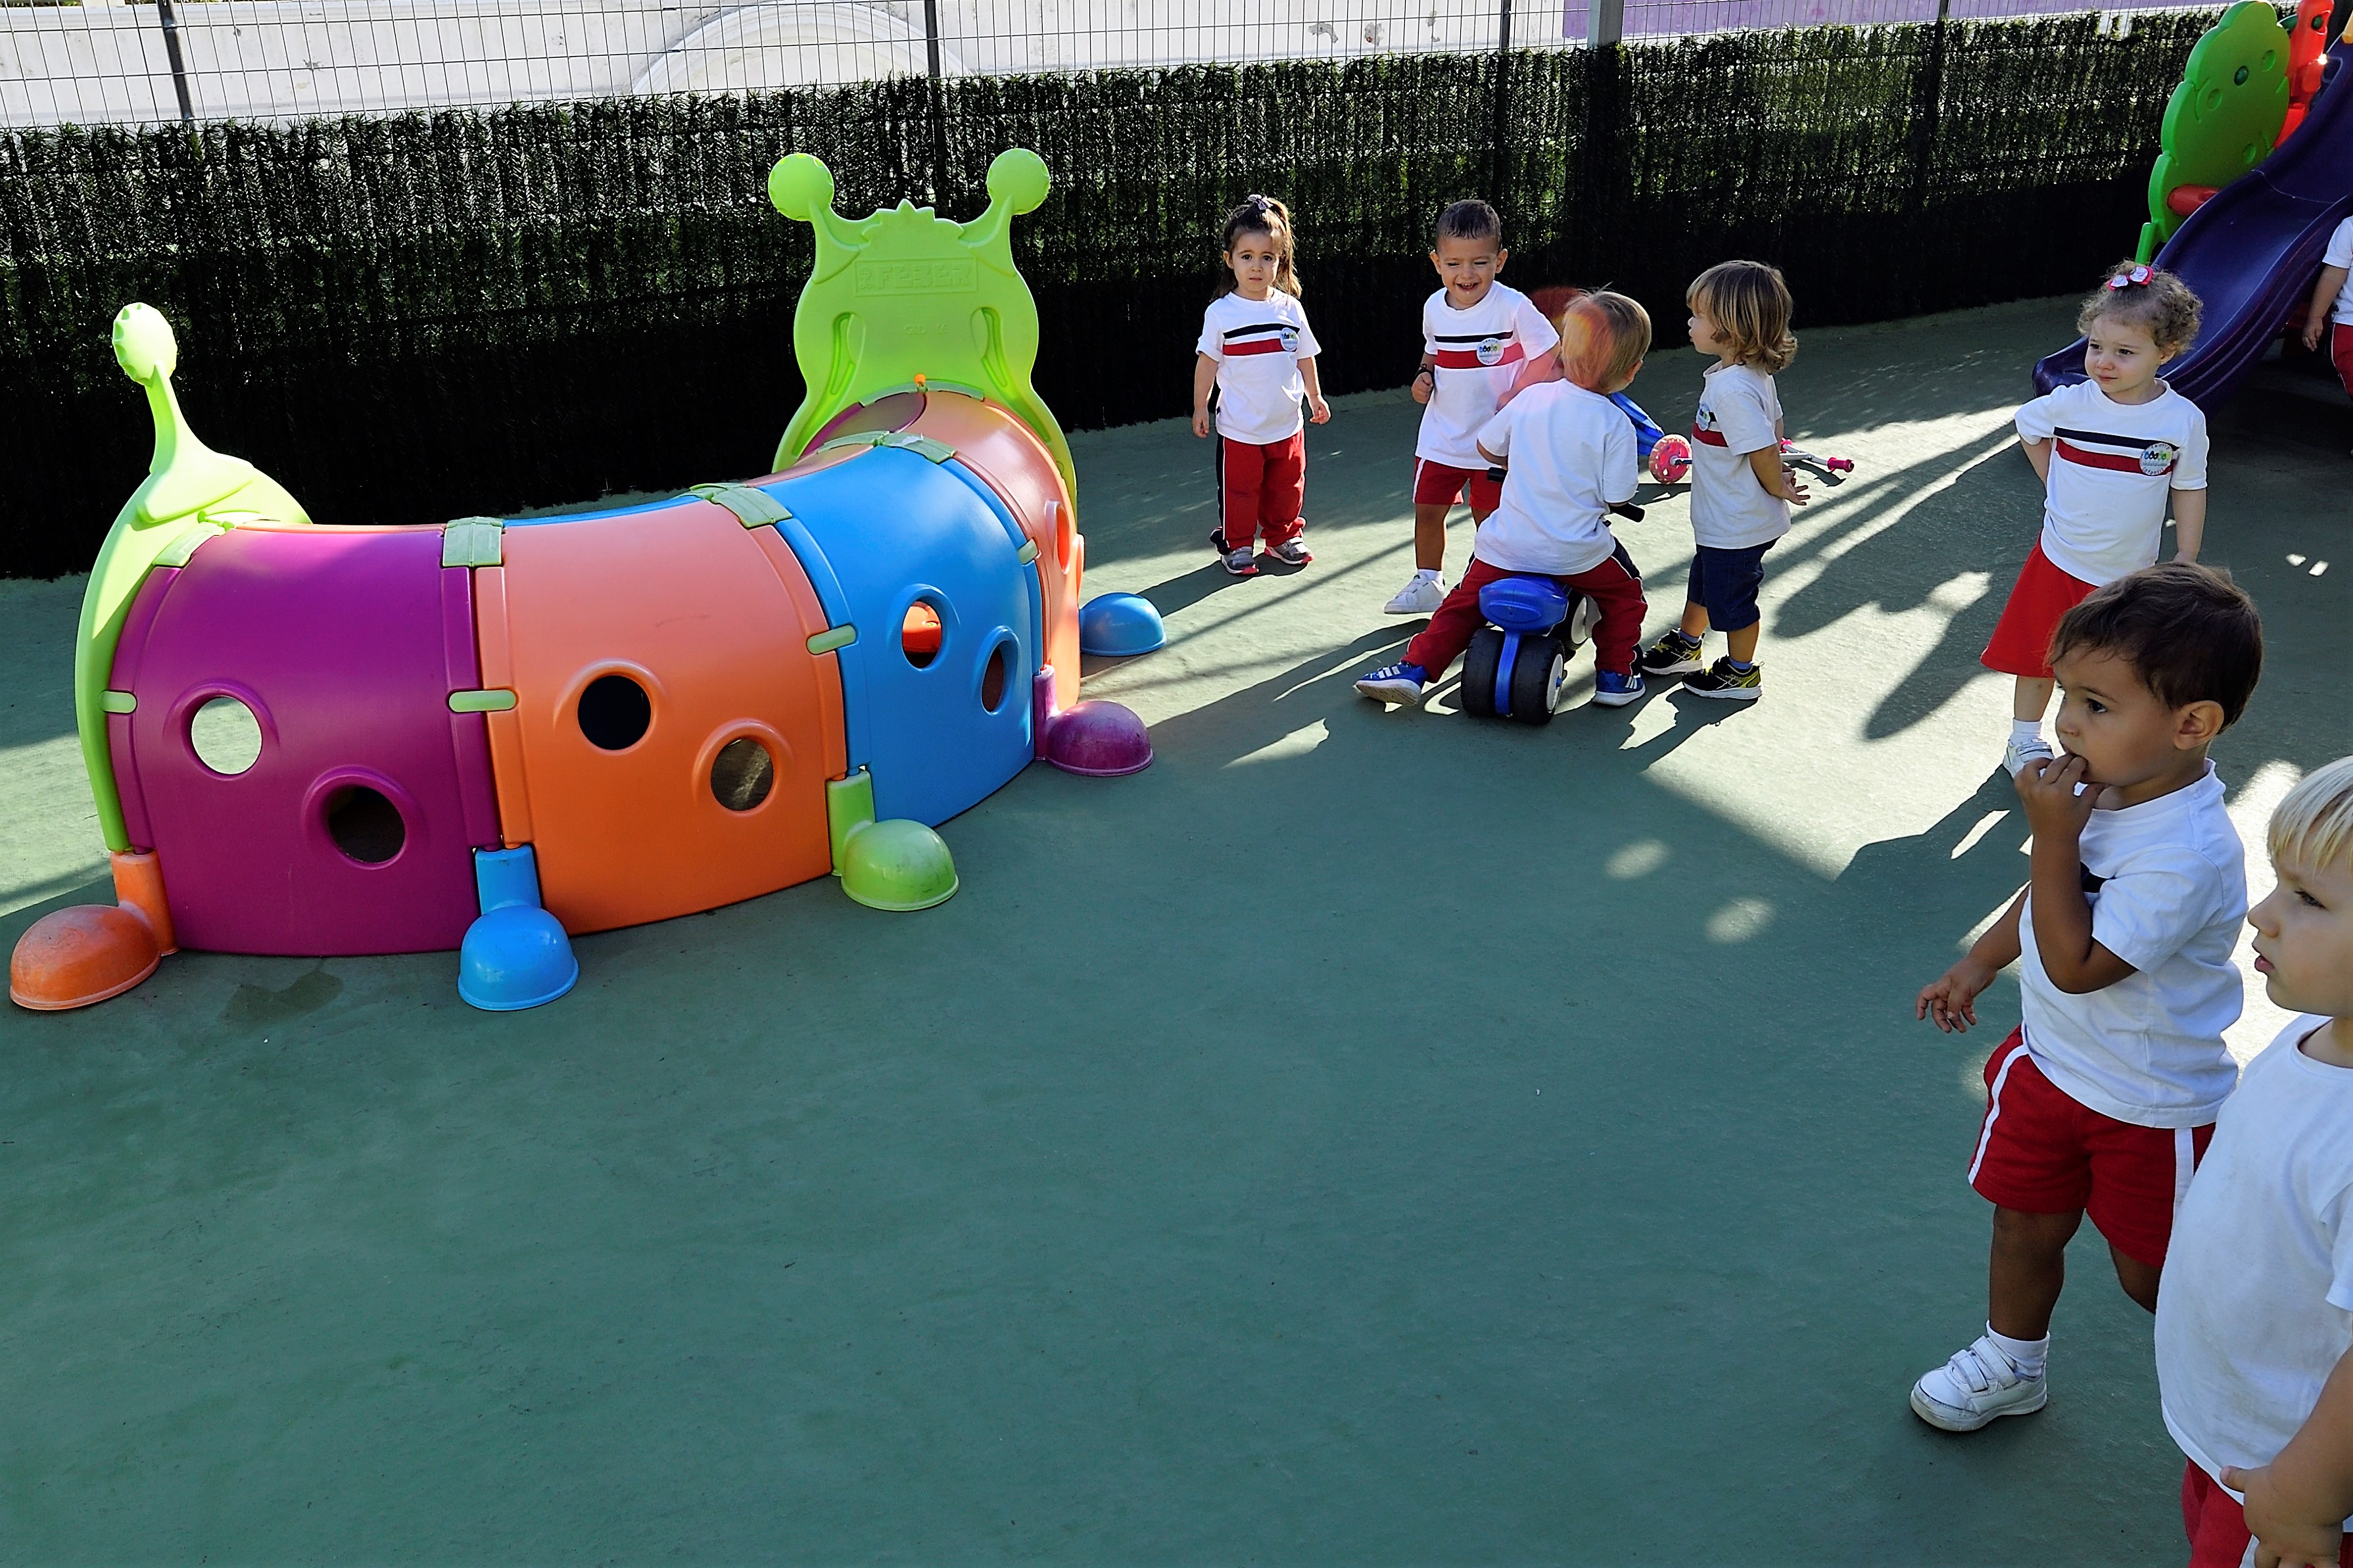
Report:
2052,425,2181,475
1223,321,1299,358
1430,331,1526,371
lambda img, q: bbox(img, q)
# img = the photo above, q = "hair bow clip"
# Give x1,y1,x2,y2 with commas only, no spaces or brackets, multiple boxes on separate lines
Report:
1245,193,1273,212
2108,264,2153,290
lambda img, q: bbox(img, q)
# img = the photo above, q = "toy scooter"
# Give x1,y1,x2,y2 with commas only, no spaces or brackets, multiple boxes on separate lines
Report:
1642,431,1856,488
1778,439,1855,484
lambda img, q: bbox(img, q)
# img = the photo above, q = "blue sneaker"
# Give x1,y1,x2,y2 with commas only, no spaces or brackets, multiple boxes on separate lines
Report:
1591,669,1646,707
1355,661,1427,706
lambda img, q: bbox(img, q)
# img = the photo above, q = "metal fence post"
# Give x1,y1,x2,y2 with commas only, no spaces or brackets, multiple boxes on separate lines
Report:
152,0,196,127
1492,0,1513,195
1588,0,1623,48
923,0,948,204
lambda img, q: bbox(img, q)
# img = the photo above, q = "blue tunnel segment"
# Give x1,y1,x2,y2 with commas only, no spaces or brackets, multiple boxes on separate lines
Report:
757,446,1036,827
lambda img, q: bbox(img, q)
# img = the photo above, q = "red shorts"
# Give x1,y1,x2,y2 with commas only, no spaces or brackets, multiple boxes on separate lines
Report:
1413,458,1502,515
1981,542,2100,679
2183,1460,2353,1567
1969,1031,2212,1270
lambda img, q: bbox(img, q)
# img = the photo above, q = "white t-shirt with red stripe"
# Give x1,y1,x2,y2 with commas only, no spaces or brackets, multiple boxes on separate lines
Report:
2014,379,2209,586
1690,362,1790,550
1417,283,1559,469
1197,290,1321,446
2016,763,2245,1129
1469,380,1637,577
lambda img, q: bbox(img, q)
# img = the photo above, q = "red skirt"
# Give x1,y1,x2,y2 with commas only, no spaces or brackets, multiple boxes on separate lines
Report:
1981,541,2098,679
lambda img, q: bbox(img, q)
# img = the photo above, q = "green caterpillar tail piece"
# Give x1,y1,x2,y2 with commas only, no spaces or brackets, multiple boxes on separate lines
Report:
2139,1,2291,262
76,304,310,852
768,149,1076,506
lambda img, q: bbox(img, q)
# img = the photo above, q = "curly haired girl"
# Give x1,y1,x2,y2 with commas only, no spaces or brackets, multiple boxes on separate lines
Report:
1986,261,2209,774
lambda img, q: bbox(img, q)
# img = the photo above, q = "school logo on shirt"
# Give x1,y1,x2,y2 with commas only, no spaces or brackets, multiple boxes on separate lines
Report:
1475,336,1506,366
1279,325,1300,354
1691,404,1728,447
2139,442,2178,477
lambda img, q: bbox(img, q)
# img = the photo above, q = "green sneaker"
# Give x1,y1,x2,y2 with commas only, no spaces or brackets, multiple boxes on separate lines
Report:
1681,657,1761,701
1637,630,1705,677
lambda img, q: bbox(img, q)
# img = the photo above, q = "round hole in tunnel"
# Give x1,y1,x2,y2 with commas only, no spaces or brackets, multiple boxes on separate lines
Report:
710,736,776,812
982,642,1012,714
189,695,263,776
578,673,652,750
901,602,943,669
325,784,405,865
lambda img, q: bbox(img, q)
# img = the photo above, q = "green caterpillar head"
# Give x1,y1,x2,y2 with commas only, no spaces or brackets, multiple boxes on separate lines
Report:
769,149,1071,498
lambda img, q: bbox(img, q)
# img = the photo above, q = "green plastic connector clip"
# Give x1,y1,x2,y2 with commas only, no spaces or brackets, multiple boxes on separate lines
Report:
154,520,227,569
448,689,518,713
880,432,955,463
442,517,506,567
816,430,954,463
825,769,957,911
99,690,137,714
807,625,857,655
1016,540,1039,565
687,483,792,529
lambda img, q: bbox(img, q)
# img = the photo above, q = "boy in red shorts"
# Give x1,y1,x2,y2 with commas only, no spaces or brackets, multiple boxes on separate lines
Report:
1384,199,1561,617
1913,563,2263,1433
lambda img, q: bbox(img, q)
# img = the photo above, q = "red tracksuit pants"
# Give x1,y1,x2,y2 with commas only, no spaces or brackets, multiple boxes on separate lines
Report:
1405,546,1648,679
1218,431,1306,551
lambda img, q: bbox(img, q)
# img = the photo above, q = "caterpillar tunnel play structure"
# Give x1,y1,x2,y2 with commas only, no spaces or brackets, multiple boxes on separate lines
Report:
11,148,1158,1015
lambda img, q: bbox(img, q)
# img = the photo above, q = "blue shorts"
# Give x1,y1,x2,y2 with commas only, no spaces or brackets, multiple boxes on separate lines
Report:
1688,542,1775,632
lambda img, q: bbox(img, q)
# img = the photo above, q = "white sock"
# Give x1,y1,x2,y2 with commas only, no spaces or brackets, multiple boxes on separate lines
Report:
1985,1323,2048,1377
1415,567,1442,582
2009,718,2046,748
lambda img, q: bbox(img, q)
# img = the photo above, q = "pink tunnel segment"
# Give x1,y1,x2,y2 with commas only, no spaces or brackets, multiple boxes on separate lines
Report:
107,525,498,956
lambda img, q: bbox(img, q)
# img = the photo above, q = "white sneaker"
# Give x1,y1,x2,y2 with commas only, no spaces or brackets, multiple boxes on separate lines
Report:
1385,570,1446,615
2003,735,2055,776
1909,1336,2048,1432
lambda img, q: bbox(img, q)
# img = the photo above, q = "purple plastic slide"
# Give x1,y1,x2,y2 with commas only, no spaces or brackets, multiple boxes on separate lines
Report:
2033,38,2353,408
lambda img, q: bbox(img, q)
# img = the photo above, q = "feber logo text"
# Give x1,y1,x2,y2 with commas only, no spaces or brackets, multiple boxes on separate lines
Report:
853,259,978,295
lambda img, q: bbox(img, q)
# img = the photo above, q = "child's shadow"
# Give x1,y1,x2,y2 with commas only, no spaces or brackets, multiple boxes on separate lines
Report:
1133,558,1260,620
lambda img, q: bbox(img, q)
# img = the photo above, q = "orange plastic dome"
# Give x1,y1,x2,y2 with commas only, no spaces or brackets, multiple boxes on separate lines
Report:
9,903,162,1011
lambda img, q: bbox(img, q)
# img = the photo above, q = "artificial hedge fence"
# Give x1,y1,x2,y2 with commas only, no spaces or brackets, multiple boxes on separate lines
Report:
1,11,2222,578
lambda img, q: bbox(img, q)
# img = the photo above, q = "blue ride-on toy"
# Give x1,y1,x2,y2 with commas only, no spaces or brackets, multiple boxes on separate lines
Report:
1460,575,1604,726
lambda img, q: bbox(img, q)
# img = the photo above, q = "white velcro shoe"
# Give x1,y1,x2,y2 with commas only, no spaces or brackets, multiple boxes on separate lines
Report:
1909,1336,2047,1432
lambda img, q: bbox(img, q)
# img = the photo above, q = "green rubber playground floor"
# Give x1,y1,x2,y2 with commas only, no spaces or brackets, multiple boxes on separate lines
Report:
2,298,2348,1565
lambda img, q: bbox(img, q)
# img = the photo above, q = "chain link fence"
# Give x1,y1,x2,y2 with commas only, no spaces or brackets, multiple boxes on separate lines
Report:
5,0,2208,128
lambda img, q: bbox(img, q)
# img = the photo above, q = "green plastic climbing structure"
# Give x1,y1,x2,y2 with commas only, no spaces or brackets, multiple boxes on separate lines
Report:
2139,0,2293,262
